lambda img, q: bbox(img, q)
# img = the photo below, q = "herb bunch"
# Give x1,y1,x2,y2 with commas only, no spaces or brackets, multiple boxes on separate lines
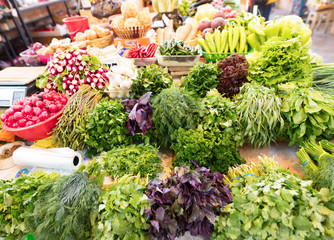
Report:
98,144,162,179
171,128,245,173
182,62,220,98
131,64,173,99
152,86,200,148
236,82,285,148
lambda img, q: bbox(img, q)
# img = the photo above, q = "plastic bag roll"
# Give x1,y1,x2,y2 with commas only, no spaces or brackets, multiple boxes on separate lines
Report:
13,147,83,170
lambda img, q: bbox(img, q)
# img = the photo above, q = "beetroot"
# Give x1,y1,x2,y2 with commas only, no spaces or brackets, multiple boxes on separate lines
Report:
199,20,212,32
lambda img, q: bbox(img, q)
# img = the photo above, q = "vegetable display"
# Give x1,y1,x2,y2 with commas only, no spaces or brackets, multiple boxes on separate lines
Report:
92,174,149,240
130,64,173,99
158,40,199,56
26,161,104,240
0,171,58,240
126,43,158,59
216,53,249,98
120,92,153,136
171,128,245,173
198,91,243,146
1,91,67,128
98,144,162,179
182,62,220,98
247,37,312,88
236,83,285,148
53,85,102,150
82,98,131,156
280,86,334,145
37,49,109,95
214,159,334,240
145,165,233,240
152,86,199,148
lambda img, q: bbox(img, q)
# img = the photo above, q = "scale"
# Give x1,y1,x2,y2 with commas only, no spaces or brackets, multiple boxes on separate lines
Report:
0,67,46,107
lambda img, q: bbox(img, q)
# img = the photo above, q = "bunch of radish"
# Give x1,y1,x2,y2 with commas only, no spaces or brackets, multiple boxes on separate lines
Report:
43,49,109,96
0,91,68,128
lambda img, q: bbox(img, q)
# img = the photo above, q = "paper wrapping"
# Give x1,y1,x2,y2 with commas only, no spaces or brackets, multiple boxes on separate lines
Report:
13,147,83,170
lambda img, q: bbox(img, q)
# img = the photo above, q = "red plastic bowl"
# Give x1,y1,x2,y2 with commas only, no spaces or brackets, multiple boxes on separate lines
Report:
1,110,63,141
38,54,53,65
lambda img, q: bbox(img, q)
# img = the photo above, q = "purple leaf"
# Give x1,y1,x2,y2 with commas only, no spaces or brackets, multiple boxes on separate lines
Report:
156,207,165,222
151,220,160,232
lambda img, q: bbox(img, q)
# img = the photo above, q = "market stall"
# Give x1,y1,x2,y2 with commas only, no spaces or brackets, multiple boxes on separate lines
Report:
0,0,334,239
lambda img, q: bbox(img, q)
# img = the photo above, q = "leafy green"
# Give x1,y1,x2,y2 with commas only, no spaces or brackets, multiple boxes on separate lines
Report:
280,86,334,145
82,98,132,156
214,166,334,240
0,171,58,240
182,62,220,98
247,37,312,88
26,161,104,240
131,64,173,99
152,86,200,149
171,128,245,173
98,144,162,179
158,39,199,56
312,63,334,95
236,82,285,148
198,92,243,146
91,174,150,240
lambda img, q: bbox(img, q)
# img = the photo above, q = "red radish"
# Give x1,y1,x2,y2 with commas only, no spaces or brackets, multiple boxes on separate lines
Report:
13,112,22,121
97,83,104,89
50,67,56,75
18,119,27,127
97,68,104,74
68,60,74,66
63,83,68,90
82,61,87,66
103,67,108,72
69,85,74,90
73,51,79,56
102,73,108,80
67,66,72,71
74,75,80,80
66,90,70,95
99,78,104,83
78,66,84,71
91,82,96,88
93,78,98,83
72,66,78,72
65,53,72,60
72,80,78,85
33,107,42,116
46,83,52,89
87,77,92,83
68,74,74,80
77,55,82,61
84,71,90,77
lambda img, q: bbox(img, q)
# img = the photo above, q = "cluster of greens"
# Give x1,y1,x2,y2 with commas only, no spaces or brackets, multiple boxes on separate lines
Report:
236,83,285,148
25,161,104,240
53,85,102,150
214,168,334,240
98,144,162,180
171,128,245,173
280,86,334,145
130,64,173,99
92,174,150,240
158,40,199,56
145,166,233,240
152,86,199,148
82,98,131,156
198,91,243,146
182,62,220,98
0,171,58,240
247,37,312,88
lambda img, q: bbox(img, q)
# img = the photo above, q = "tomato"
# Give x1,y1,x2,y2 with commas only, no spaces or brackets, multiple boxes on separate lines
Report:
35,101,44,108
18,119,27,127
13,112,23,121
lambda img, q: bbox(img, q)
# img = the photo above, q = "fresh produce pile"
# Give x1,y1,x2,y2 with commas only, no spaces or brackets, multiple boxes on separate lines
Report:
126,42,158,59
37,49,110,96
1,91,68,128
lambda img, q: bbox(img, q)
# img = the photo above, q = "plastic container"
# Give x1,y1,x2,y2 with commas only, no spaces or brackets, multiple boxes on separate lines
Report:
203,51,252,63
63,16,89,41
38,54,53,65
1,110,63,141
132,57,156,66
20,49,41,66
156,54,200,67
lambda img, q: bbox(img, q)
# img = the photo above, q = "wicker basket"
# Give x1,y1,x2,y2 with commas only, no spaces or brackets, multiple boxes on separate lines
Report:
111,24,151,39
87,32,113,48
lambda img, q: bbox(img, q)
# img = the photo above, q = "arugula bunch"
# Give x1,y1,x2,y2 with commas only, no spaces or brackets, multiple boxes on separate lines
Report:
171,128,245,173
82,98,132,156
236,82,285,148
280,86,334,145
152,86,200,149
92,174,150,240
214,168,334,239
182,62,220,98
247,37,312,88
198,91,243,146
131,64,173,99
0,171,58,240
98,144,162,179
